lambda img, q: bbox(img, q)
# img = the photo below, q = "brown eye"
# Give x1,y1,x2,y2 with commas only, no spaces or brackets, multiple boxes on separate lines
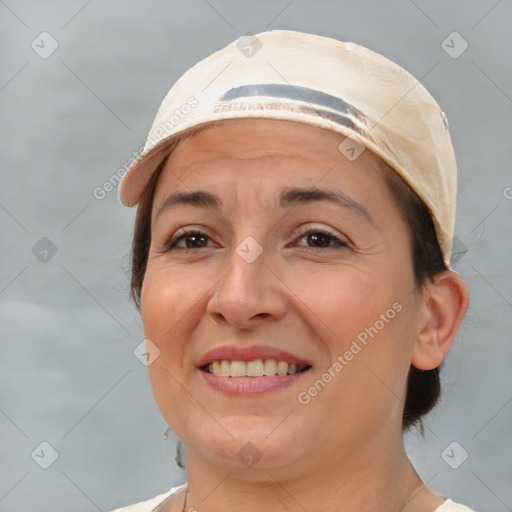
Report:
306,232,332,248
166,230,212,250
184,233,208,248
295,228,348,250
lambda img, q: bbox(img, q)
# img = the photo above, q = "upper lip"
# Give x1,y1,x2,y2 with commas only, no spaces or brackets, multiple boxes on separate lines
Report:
197,344,313,368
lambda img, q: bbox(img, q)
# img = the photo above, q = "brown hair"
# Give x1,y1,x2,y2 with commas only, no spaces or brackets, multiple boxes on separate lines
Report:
382,168,447,431
128,128,448,432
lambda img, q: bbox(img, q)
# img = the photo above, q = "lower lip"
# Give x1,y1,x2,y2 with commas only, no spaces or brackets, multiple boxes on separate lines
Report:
199,368,310,395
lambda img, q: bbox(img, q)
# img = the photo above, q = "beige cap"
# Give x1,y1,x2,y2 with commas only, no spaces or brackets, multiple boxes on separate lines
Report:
119,30,457,265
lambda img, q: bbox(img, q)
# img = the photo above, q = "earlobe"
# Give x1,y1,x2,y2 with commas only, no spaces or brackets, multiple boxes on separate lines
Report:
411,270,469,370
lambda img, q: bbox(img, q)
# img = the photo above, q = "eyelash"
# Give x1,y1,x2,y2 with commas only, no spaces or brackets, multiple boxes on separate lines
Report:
165,227,349,252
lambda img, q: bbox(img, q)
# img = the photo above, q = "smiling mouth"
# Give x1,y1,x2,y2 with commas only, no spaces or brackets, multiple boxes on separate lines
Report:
200,359,312,377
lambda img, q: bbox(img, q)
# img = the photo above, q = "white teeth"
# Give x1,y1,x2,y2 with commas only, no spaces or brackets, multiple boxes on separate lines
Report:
230,361,246,377
247,359,264,377
206,359,308,377
277,361,288,376
263,359,277,375
287,363,297,375
220,360,230,377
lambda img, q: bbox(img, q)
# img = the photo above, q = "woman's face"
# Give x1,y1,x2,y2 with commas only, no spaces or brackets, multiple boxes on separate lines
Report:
141,119,425,474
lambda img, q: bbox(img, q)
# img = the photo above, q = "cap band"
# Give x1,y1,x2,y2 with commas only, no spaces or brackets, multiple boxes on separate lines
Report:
212,83,363,131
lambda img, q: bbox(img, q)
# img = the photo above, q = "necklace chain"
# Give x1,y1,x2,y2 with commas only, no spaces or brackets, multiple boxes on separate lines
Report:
179,484,414,511
181,486,188,512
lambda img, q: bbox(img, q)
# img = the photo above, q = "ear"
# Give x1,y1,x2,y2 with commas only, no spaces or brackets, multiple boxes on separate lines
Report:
411,270,469,370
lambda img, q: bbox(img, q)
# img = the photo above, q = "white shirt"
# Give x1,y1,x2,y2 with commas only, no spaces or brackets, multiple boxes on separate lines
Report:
110,484,478,511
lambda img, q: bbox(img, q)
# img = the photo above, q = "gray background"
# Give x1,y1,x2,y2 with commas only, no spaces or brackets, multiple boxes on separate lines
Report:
1,1,511,511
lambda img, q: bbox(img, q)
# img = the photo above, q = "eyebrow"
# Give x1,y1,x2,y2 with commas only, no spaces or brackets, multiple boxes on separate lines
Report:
278,187,375,226
155,186,375,226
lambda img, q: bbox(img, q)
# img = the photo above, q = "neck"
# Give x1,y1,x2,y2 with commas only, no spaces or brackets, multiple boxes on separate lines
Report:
181,434,435,512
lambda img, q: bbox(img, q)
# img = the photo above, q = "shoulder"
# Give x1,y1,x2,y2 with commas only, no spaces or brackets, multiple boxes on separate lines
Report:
435,499,478,512
110,483,186,512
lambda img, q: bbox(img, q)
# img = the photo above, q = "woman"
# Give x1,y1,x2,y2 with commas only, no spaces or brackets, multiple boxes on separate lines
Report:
114,31,474,511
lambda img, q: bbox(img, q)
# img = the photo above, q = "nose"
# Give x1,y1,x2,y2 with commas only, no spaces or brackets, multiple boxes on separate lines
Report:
206,242,288,330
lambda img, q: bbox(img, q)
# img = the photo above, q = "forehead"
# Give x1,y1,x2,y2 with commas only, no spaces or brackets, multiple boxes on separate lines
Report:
153,119,389,196
147,120,404,242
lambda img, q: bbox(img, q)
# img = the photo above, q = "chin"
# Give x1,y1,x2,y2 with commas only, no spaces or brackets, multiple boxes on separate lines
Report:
188,421,308,472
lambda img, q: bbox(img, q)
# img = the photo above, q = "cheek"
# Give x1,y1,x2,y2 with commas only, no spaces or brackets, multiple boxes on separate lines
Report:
140,268,196,430
141,263,201,337
140,261,219,380
141,271,178,333
299,262,417,387
140,268,194,380
298,264,394,341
